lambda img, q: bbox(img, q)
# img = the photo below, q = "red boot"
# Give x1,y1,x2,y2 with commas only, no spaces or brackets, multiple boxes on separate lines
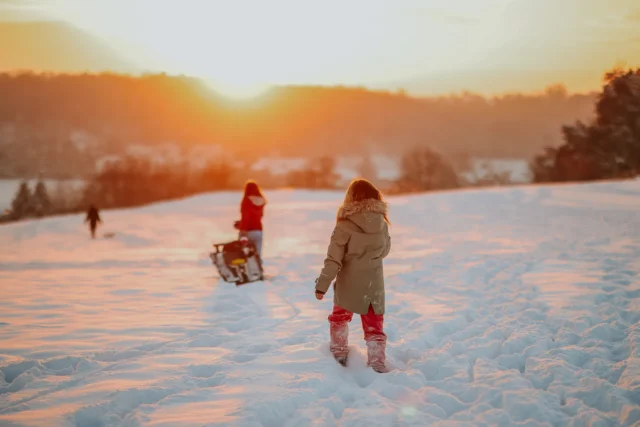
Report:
361,304,387,372
329,305,353,365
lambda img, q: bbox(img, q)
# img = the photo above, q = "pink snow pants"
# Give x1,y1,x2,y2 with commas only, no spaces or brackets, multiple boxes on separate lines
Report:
328,304,386,369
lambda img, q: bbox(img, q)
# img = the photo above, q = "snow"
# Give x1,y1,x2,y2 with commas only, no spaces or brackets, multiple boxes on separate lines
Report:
1,181,640,426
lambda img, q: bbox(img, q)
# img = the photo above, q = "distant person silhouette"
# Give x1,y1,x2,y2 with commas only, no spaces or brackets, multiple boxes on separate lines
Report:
85,204,101,239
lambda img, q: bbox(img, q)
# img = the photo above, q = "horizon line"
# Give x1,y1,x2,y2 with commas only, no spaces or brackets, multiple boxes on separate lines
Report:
0,68,617,99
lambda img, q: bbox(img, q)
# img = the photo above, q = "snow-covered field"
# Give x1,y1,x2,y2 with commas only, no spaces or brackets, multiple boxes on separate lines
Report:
1,181,639,426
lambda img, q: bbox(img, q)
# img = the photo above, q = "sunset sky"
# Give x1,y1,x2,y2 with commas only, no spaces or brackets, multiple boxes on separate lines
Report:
2,0,640,97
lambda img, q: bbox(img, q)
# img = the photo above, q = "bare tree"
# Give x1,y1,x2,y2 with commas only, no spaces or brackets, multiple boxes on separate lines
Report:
398,146,459,192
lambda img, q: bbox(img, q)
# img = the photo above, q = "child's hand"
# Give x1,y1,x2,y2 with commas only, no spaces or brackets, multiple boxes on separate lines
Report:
315,290,324,300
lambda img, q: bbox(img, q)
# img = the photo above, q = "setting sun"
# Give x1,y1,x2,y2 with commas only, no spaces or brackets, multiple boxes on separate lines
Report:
204,77,270,100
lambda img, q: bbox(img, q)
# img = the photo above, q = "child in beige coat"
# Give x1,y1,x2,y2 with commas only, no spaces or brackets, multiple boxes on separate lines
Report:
315,179,391,372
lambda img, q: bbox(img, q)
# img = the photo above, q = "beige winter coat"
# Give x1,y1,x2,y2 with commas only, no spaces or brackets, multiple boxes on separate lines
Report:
315,199,391,315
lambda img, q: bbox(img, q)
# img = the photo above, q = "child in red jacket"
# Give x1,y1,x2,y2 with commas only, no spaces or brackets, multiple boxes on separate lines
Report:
235,180,266,257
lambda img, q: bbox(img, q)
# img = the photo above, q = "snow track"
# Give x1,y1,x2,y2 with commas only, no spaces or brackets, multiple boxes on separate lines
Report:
1,183,639,426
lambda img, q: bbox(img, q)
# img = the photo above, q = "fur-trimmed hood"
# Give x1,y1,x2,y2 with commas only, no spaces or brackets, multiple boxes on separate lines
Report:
337,199,388,233
337,199,388,219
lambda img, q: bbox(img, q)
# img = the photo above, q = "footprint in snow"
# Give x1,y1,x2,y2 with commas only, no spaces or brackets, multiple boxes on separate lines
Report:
42,356,84,374
188,363,223,378
1,360,39,383
230,353,258,363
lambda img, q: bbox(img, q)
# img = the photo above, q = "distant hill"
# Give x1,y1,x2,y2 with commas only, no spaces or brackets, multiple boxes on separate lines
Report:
0,72,599,179
0,21,135,73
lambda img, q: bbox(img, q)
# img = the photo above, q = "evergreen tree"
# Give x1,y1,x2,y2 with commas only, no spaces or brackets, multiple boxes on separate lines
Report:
33,180,52,217
11,181,33,219
532,67,640,182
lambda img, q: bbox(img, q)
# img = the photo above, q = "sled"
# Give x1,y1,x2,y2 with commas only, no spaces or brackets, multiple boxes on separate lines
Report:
209,237,263,285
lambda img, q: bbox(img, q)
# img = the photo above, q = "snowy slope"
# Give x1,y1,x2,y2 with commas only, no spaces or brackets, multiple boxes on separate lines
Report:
1,182,639,426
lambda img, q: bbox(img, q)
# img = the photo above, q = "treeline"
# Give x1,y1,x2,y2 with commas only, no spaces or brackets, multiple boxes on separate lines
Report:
3,143,509,223
531,67,640,183
0,72,596,179
3,157,240,222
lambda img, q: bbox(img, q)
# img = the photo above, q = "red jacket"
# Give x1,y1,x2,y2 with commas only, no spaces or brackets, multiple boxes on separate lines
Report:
239,196,265,231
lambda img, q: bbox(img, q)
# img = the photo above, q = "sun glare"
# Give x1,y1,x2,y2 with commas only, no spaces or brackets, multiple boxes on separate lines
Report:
205,78,271,101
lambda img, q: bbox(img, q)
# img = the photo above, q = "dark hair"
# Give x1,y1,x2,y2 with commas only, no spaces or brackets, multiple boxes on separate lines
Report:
243,180,265,200
344,178,390,224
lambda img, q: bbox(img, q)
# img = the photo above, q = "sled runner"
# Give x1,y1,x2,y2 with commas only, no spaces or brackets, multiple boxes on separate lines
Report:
210,236,263,285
